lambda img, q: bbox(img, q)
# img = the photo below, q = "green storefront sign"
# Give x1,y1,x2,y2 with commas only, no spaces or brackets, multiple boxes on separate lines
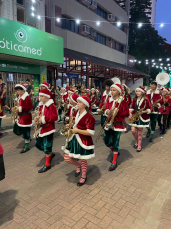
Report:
34,75,40,96
0,60,40,74
0,17,64,64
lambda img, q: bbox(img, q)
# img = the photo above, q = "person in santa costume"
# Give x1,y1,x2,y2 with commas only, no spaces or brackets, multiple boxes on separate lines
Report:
40,82,56,105
35,89,58,173
158,88,171,134
62,96,95,186
0,144,5,181
90,88,99,115
129,87,152,152
58,87,68,123
98,79,113,126
65,94,79,121
13,84,33,154
0,98,6,137
122,84,132,107
146,81,163,142
104,84,129,171
64,89,74,118
86,88,90,98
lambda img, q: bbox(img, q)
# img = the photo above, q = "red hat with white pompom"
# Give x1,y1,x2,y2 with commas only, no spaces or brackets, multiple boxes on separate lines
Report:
70,94,79,103
136,86,145,94
110,83,123,94
68,89,74,94
39,89,51,98
15,84,26,91
77,96,91,108
40,82,49,89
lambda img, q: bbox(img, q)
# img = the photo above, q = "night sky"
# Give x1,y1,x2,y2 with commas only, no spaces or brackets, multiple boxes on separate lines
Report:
155,0,171,44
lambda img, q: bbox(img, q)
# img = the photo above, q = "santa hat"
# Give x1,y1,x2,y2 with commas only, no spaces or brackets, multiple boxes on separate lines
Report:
40,82,49,89
104,79,113,87
39,89,51,98
163,88,169,93
136,86,145,94
96,89,100,92
111,84,123,94
91,88,96,91
169,88,171,91
62,87,66,91
15,84,26,91
86,88,90,91
77,96,91,108
122,84,128,89
68,89,74,94
70,94,79,103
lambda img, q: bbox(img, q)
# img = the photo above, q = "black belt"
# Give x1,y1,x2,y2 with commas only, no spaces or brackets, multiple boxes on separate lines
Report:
18,111,31,116
112,121,125,126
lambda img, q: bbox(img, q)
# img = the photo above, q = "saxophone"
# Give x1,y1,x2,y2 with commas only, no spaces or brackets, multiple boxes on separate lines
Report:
11,101,18,123
128,101,147,124
152,95,162,113
0,103,2,113
64,100,69,113
33,109,42,138
99,101,107,115
65,115,75,148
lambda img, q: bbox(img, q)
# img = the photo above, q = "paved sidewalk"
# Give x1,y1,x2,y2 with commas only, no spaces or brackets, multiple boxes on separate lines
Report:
0,116,171,229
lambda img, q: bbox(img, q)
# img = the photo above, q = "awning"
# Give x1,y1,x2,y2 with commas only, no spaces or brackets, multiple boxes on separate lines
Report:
64,48,149,77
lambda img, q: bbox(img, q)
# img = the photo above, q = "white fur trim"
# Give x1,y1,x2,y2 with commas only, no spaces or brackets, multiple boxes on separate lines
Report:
139,116,150,122
104,126,126,132
39,93,50,99
129,123,149,128
19,106,22,112
45,99,54,107
70,96,77,104
39,101,43,106
77,97,89,108
91,88,95,91
146,89,160,95
20,92,29,101
40,84,49,89
39,129,56,137
136,88,145,93
17,122,32,127
15,84,26,91
157,103,161,109
146,109,151,114
87,129,95,135
0,115,6,118
97,109,100,112
104,109,109,116
129,109,134,111
42,116,46,124
73,134,95,149
111,84,121,94
103,90,111,97
61,146,95,159
68,90,74,94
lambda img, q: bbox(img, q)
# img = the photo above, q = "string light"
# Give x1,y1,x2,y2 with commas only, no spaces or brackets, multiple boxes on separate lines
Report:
138,61,141,64
31,6,35,11
167,58,170,61
37,15,41,19
76,19,80,24
96,21,100,26
31,12,34,17
160,23,164,27
159,59,162,61
117,21,121,27
138,23,142,28
56,18,60,22
152,60,154,62
32,0,35,3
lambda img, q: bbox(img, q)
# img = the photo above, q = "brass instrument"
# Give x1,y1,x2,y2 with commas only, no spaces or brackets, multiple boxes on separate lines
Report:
64,100,69,113
33,107,42,138
128,101,147,124
96,95,124,142
11,101,18,123
0,103,2,113
65,116,75,148
152,95,162,113
99,101,107,115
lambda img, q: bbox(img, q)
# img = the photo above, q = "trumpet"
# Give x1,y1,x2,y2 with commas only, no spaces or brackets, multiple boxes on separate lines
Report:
128,101,147,124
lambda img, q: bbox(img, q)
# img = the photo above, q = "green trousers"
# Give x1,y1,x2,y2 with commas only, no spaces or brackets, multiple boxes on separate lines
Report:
104,129,121,152
101,115,106,127
35,133,54,155
149,114,158,132
13,123,31,140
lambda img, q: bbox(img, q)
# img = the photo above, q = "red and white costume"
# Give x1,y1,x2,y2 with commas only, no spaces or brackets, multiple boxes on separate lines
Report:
104,96,129,131
98,90,111,113
158,95,171,115
0,99,6,119
146,89,163,114
17,92,33,127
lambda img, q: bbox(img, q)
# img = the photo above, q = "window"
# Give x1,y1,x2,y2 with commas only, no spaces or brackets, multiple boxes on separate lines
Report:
95,6,107,19
17,0,24,5
26,2,36,27
113,41,116,49
95,33,106,45
118,44,124,52
62,16,79,34
17,7,25,23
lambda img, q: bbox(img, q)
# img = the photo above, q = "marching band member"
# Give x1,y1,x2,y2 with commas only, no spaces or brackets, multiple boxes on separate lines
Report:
122,84,132,107
104,84,129,171
58,88,68,123
158,88,171,134
146,81,163,142
90,88,99,115
129,87,152,152
40,82,56,105
13,84,33,154
86,89,90,98
65,89,74,118
0,98,6,137
62,96,95,186
98,79,113,126
66,94,79,120
35,89,58,173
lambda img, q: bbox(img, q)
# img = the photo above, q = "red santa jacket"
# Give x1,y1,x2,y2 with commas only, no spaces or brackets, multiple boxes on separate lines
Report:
86,93,90,98
38,99,58,137
146,89,163,114
158,95,171,115
130,97,152,122
60,92,68,105
18,92,33,127
104,96,129,131
65,105,78,121
98,90,111,111
0,99,6,118
0,144,4,155
90,95,98,108
63,110,95,153
124,94,132,107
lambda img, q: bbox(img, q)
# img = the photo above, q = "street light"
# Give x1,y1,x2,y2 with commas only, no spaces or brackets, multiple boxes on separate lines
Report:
96,21,100,26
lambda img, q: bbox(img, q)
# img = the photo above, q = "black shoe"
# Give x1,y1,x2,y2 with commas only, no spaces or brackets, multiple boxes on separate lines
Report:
20,148,30,154
160,130,166,135
77,177,87,186
159,126,162,131
0,132,3,137
149,137,153,142
134,144,138,149
108,163,117,171
38,165,51,173
50,153,55,162
75,171,81,177
146,132,151,138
